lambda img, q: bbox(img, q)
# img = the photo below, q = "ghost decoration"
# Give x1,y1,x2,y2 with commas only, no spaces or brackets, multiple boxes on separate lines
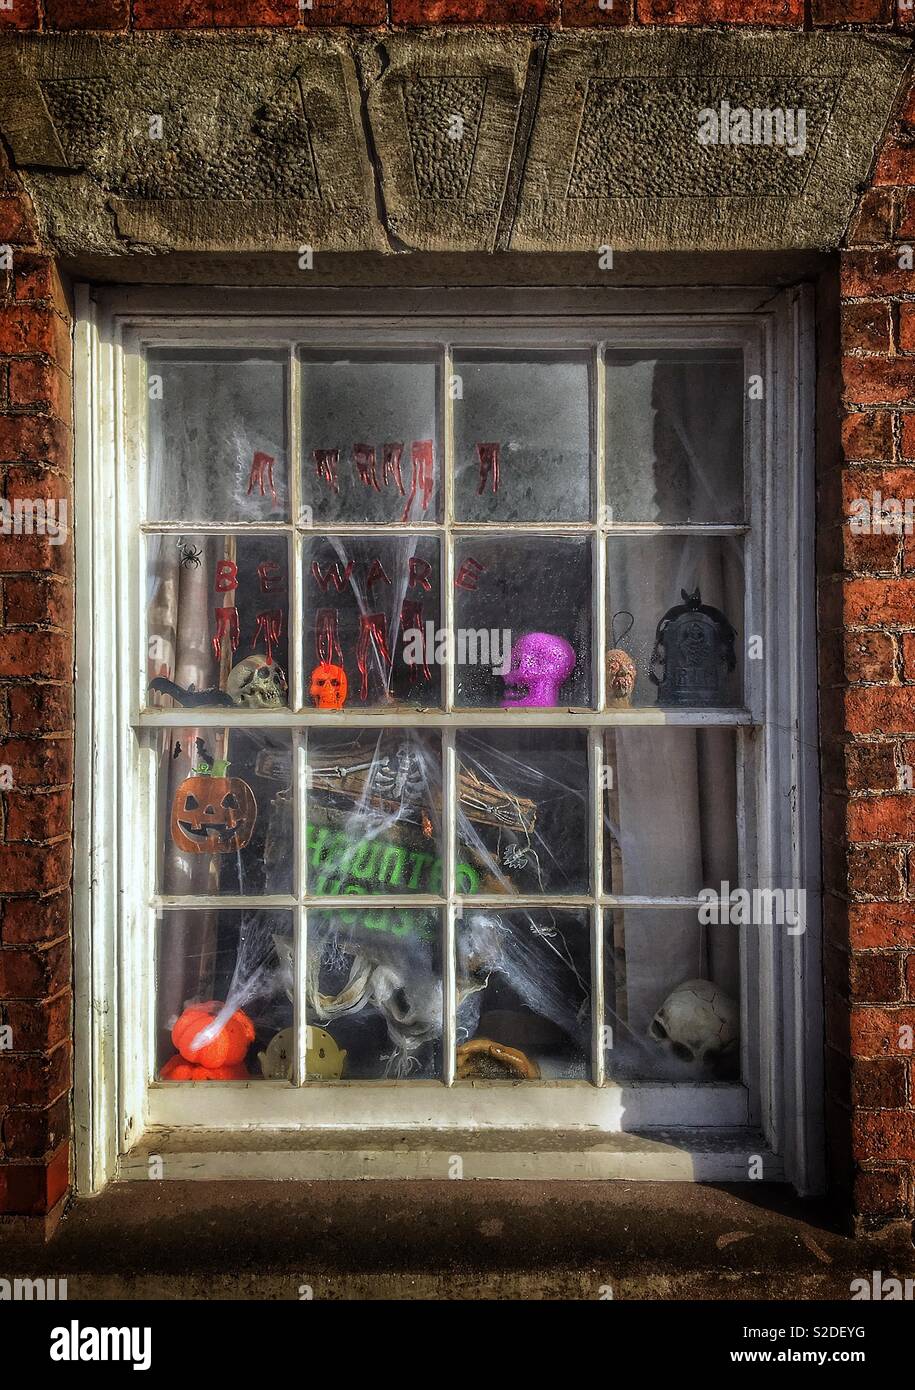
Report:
309,661,348,710
500,632,576,709
648,978,738,1069
227,655,288,709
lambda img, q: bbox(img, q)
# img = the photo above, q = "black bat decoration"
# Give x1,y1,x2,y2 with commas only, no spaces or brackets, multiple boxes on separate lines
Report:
149,677,235,709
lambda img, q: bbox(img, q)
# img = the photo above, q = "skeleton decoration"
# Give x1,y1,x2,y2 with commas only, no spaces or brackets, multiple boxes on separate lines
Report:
226,654,288,709
501,632,576,708
310,661,348,710
606,610,637,707
648,978,738,1069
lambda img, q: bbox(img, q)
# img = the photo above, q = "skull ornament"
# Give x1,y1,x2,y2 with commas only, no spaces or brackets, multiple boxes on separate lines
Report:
226,655,288,709
606,648,637,706
500,632,576,708
648,978,738,1068
310,661,348,710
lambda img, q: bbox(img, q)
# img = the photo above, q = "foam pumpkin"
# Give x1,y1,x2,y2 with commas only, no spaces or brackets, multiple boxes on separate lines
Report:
171,1000,255,1070
170,759,257,855
160,1056,249,1082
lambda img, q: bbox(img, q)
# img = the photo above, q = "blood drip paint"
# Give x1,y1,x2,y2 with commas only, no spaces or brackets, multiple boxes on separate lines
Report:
212,607,240,661
382,443,405,495
401,599,431,684
313,449,340,494
252,609,283,664
353,444,381,492
356,613,392,701
247,451,278,506
476,442,500,495
315,607,344,667
401,441,434,522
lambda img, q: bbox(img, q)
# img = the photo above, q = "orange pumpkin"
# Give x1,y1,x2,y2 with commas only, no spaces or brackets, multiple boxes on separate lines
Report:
161,1055,249,1082
171,1000,255,1069
170,760,257,855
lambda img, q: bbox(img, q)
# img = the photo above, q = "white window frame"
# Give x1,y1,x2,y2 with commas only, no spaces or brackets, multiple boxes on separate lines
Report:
72,283,822,1194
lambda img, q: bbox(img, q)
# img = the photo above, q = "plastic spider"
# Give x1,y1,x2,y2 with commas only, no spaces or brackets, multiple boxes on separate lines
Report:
179,543,203,569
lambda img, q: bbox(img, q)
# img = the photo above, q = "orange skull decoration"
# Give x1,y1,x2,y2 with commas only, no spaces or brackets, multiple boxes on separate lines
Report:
310,661,348,710
170,760,257,854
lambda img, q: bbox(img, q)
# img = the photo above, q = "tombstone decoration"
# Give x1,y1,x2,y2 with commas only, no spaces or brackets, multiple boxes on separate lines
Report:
649,587,737,707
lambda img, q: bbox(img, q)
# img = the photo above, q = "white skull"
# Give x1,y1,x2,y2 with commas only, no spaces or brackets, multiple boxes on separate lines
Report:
227,656,287,708
648,978,738,1067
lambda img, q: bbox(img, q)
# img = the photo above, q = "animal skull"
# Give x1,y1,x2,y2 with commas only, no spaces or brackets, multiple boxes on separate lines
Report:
227,655,287,709
648,978,738,1067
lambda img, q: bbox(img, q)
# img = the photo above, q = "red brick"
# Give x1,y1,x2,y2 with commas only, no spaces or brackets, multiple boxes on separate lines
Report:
844,578,915,625
300,0,387,16
842,527,899,575
0,1140,69,1217
133,0,299,24
811,0,892,18
4,788,72,842
1,890,70,946
873,141,915,187
849,902,915,950
847,845,905,898
392,0,556,13
0,738,72,788
8,360,72,419
0,0,40,30
850,1004,915,1057
636,0,801,19
561,0,631,20
843,630,896,683
3,576,72,628
853,1109,915,1162
7,684,72,736
0,1094,69,1160
907,951,915,998
0,533,71,575
0,307,69,362
902,415,915,461
842,411,894,461
897,190,915,242
0,415,71,467
843,358,915,407
841,250,915,298
45,0,130,26
0,633,71,682
853,1168,908,1220
842,300,892,354
846,190,896,248
851,1056,907,1107
903,632,915,677
4,992,71,1051
10,256,70,315
0,196,38,245
846,686,915,736
899,304,915,354
845,742,898,793
0,937,70,999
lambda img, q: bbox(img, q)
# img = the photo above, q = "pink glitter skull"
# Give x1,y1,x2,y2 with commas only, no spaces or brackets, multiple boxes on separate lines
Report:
501,632,576,708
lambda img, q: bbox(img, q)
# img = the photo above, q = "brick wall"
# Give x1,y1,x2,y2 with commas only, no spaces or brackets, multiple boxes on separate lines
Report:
0,0,914,1231
0,146,73,1226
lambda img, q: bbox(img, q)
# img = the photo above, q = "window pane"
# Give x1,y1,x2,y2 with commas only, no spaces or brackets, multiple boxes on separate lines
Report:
605,349,744,525
156,909,293,1082
147,533,290,711
301,909,442,1080
605,534,744,707
156,728,293,895
299,351,440,525
147,350,287,523
306,729,443,896
604,908,740,1082
453,351,592,522
457,909,591,1080
303,534,442,709
454,535,592,708
457,731,590,894
603,729,738,896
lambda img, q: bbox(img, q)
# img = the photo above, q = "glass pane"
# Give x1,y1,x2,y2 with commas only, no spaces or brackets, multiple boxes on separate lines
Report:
299,351,440,525
303,534,442,709
603,729,738,896
457,731,590,894
453,351,592,522
604,908,740,1082
300,909,442,1080
156,909,293,1082
306,729,443,896
456,909,591,1080
605,534,744,708
147,533,290,711
605,349,744,525
147,350,287,523
156,728,293,896
454,535,592,708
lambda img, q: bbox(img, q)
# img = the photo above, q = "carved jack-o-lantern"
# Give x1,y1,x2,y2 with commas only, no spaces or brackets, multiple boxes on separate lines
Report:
309,661,348,710
170,760,257,854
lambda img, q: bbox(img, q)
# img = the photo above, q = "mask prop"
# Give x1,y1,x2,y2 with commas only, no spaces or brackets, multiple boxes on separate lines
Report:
161,1000,255,1081
606,610,637,707
500,632,576,709
170,759,257,854
310,661,348,710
